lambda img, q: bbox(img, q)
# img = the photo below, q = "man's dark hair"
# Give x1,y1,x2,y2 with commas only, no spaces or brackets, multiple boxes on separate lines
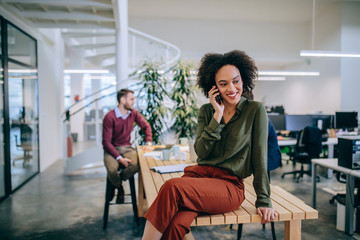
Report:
117,89,134,104
197,50,257,97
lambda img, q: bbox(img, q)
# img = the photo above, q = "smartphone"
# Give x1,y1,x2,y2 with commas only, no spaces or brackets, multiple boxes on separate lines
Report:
214,86,222,104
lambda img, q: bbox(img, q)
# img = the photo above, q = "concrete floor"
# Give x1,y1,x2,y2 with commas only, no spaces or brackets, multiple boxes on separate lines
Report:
1,159,360,240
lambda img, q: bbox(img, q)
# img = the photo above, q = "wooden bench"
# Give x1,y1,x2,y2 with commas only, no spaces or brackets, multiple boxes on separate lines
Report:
137,147,318,240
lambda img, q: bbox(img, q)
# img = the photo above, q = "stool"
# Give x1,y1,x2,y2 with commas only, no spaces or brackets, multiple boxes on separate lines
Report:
103,176,139,229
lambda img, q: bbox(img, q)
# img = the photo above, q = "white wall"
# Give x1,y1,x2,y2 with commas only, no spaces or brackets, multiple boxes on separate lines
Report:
37,29,64,171
255,3,342,114
340,2,360,116
129,3,354,115
130,17,308,68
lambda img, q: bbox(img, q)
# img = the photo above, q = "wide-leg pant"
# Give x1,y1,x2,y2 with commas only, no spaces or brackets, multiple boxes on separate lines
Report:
144,165,245,240
104,146,139,188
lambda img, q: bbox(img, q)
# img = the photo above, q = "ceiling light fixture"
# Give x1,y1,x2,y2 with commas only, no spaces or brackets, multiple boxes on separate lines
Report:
300,50,360,58
8,69,38,73
259,71,320,76
64,69,110,74
299,0,359,58
258,77,286,81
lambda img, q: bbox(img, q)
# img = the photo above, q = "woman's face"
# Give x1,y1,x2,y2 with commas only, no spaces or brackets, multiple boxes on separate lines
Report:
215,64,243,105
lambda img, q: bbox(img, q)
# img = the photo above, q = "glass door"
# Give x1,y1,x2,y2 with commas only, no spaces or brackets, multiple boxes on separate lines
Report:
8,62,39,190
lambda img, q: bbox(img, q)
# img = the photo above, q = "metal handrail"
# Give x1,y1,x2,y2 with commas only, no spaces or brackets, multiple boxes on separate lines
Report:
62,27,181,120
128,27,181,68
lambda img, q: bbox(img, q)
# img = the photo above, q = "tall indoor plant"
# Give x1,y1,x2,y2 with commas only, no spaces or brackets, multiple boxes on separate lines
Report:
170,61,198,140
134,60,169,145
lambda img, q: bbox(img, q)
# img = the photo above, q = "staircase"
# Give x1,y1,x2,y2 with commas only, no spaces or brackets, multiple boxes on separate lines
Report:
62,28,180,174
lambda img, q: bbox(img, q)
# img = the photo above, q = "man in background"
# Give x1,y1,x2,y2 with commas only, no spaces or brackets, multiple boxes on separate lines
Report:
102,89,152,203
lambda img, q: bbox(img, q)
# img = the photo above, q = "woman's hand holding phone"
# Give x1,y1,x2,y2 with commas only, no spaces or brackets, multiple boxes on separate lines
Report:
209,86,224,123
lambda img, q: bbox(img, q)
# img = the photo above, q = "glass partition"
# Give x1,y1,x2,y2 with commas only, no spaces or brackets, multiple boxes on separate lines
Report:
7,24,36,66
8,62,39,190
0,66,5,199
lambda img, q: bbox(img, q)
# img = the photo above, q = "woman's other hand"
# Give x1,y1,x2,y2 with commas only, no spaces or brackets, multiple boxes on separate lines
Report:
209,86,224,123
256,207,277,224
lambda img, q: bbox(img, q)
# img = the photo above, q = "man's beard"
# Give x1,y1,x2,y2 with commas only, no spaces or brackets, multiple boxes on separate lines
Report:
124,102,133,110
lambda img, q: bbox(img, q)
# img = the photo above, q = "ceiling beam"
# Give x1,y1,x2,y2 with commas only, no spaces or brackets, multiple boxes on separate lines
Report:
3,0,112,8
32,22,114,29
21,11,114,21
62,32,114,38
70,43,114,49
86,53,114,61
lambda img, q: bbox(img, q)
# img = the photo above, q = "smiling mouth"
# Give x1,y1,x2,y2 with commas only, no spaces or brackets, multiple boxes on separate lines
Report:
227,92,238,98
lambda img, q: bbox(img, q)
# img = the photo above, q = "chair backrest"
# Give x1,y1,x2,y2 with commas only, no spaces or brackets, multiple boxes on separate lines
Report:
20,124,32,145
297,126,322,157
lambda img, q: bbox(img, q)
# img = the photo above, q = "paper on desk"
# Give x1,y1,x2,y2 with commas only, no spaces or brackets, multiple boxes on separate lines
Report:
179,146,189,152
151,164,190,174
143,151,163,160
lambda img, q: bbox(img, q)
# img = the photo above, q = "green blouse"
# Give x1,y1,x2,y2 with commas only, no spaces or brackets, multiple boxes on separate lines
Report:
194,97,271,208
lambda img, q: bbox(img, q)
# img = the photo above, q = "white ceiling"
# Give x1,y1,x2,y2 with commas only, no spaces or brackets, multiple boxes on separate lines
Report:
1,0,358,70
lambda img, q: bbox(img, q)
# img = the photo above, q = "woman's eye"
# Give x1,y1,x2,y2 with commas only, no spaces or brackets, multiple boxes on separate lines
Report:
219,84,226,87
234,80,240,84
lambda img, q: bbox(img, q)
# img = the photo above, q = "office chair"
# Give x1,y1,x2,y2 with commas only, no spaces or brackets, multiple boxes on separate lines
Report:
103,174,139,229
281,126,323,182
13,124,33,167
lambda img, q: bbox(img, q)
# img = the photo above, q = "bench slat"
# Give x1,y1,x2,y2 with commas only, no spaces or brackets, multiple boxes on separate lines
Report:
243,180,292,221
233,206,251,223
210,214,225,225
196,214,211,226
241,199,262,222
138,149,159,207
271,186,318,219
224,211,238,224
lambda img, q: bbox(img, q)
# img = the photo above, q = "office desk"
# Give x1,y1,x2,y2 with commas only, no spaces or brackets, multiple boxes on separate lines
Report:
278,138,297,147
312,158,359,235
322,138,338,158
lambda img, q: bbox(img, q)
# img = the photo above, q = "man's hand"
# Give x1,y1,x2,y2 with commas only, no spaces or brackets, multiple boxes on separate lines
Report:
143,145,153,152
256,207,277,224
119,158,132,168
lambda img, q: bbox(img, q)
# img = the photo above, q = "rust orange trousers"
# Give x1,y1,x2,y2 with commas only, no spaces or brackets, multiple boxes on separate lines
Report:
144,165,245,240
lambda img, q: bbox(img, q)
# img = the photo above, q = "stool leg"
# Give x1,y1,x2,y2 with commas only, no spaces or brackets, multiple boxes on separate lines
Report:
237,224,243,240
271,222,276,240
129,176,139,226
103,178,114,229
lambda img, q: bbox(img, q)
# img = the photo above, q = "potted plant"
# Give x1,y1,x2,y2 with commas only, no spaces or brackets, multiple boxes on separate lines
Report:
133,60,169,145
170,61,198,142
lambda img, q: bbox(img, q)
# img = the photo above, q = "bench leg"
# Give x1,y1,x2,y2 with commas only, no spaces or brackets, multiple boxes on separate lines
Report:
138,170,145,217
237,224,243,240
284,220,301,240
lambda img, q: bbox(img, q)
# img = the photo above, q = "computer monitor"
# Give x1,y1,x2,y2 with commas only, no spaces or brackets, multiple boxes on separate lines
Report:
335,111,358,129
285,115,313,132
310,114,334,131
268,114,286,131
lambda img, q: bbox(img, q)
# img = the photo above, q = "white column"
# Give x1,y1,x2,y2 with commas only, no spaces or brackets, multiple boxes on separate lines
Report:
69,48,85,142
340,2,360,118
115,0,129,90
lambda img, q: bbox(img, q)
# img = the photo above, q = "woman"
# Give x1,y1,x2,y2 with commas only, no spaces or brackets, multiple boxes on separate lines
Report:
142,50,277,240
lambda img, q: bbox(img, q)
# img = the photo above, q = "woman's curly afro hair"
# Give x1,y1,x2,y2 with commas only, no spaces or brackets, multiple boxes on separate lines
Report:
197,50,257,98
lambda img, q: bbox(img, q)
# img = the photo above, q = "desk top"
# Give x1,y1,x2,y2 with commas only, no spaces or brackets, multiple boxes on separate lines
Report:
311,158,360,177
278,138,297,147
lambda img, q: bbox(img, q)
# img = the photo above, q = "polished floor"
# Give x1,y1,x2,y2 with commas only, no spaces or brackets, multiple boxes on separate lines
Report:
1,158,360,240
